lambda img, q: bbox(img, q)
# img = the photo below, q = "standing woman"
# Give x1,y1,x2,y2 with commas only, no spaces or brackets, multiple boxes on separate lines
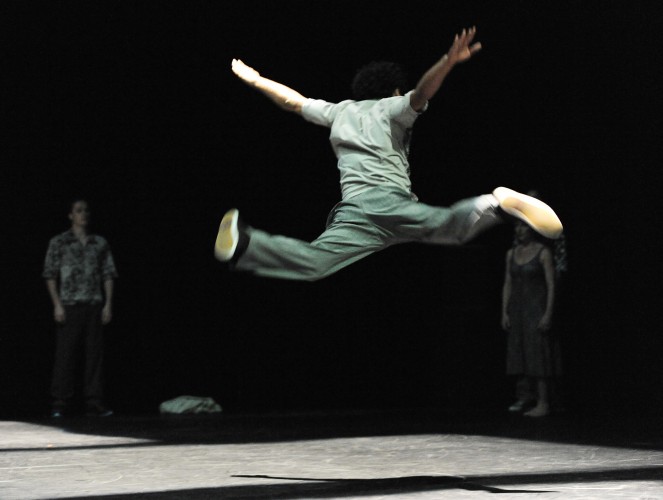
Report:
501,220,561,417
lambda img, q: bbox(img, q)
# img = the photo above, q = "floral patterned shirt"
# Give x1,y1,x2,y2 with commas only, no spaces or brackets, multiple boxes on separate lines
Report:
43,230,118,305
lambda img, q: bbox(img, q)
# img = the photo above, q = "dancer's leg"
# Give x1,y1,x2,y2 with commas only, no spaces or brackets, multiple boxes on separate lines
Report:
361,187,562,243
233,198,388,281
223,189,500,280
214,209,241,262
358,188,502,245
218,187,561,280
493,187,563,239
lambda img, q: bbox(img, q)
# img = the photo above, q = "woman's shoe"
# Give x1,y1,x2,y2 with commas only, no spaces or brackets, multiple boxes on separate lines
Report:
508,399,532,412
524,403,550,417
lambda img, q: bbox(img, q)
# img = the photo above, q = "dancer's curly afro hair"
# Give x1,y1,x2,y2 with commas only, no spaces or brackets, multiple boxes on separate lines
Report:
351,61,408,101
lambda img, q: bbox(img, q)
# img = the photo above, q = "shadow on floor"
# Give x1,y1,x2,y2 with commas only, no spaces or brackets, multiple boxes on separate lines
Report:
52,466,663,499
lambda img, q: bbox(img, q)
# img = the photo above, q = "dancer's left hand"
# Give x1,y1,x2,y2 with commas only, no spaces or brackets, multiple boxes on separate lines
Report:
447,27,482,65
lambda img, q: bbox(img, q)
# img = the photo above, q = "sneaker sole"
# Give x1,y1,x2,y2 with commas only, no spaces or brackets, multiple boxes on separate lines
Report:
214,209,239,261
493,187,563,239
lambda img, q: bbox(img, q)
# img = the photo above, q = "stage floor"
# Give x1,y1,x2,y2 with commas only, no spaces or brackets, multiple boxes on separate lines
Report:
1,408,662,499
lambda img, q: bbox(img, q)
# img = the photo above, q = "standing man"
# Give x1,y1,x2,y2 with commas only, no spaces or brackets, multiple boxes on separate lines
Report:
43,199,117,417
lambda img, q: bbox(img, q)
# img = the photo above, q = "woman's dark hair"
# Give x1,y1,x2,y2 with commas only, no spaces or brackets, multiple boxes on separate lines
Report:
351,61,408,101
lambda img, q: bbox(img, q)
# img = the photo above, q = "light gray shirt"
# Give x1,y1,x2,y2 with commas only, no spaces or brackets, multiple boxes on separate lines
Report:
302,91,427,200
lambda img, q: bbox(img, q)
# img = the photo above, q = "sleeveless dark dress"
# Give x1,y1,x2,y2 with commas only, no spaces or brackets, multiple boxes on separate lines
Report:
506,246,562,377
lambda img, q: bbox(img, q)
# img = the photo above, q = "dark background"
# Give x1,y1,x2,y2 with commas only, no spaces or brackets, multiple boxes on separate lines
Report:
2,0,661,418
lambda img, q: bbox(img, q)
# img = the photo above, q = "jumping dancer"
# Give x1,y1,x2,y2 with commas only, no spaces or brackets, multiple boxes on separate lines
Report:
216,27,562,281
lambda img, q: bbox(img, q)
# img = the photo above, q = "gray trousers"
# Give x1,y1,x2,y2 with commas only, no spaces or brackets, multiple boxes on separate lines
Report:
235,187,502,281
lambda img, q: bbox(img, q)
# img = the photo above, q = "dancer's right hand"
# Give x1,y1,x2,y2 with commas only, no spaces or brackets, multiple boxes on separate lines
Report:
232,59,260,85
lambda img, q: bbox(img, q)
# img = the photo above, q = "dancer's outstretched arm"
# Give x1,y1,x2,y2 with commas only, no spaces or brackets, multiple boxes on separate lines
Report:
232,59,307,114
410,27,482,112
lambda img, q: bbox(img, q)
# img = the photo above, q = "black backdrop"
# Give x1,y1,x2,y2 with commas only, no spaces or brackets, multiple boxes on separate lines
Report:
2,0,662,417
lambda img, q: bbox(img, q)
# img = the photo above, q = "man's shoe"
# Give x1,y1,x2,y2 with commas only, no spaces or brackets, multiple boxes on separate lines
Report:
493,187,563,239
214,208,248,262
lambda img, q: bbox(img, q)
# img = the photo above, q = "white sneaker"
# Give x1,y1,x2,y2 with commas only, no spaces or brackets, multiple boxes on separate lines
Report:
214,209,240,262
493,187,563,239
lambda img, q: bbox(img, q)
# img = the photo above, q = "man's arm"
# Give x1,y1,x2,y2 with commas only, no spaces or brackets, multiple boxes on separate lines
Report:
232,59,307,114
410,27,482,112
46,279,65,324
